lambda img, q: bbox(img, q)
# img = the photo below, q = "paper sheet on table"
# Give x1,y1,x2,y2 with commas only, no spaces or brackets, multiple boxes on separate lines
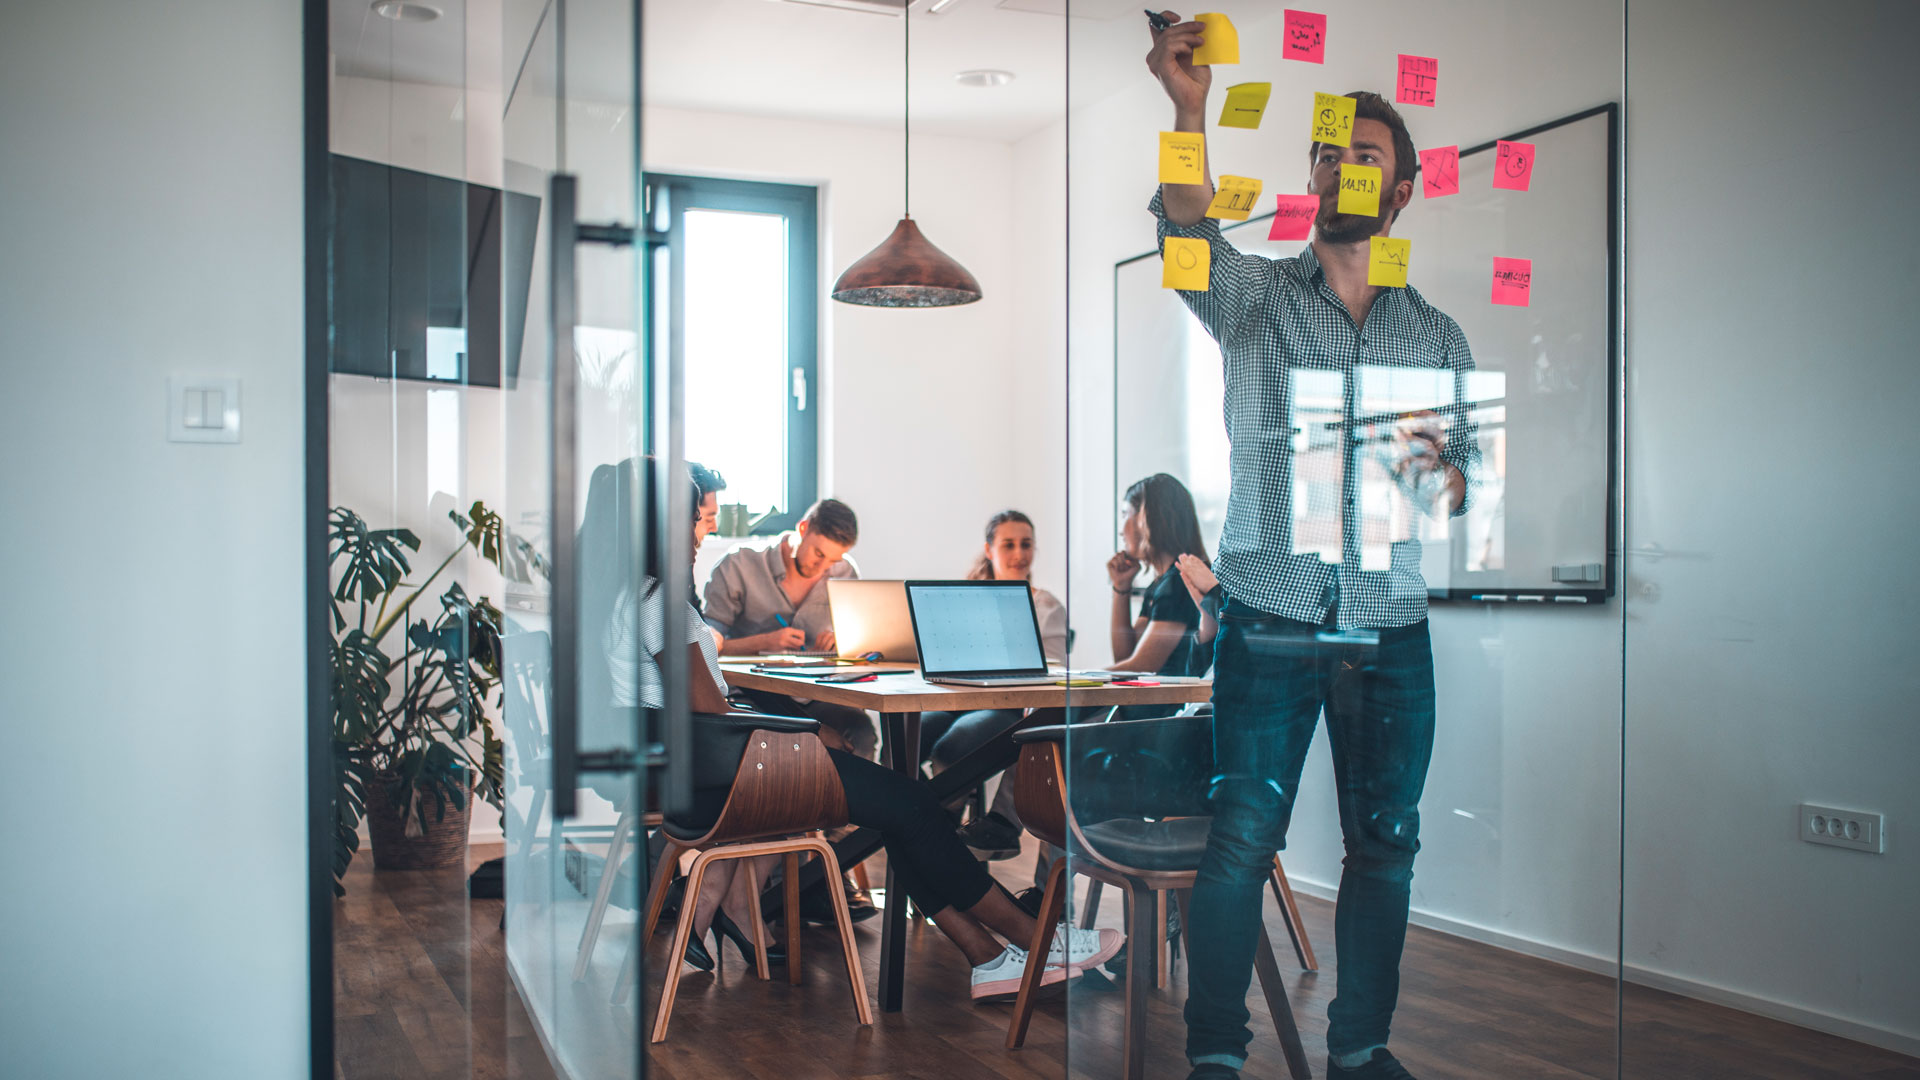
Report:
1310,92,1355,146
1269,194,1319,240
1282,9,1326,63
1491,257,1533,306
1396,54,1438,107
1162,236,1211,291
1337,163,1381,216
1190,13,1240,65
1368,235,1411,288
1158,130,1206,185
1218,82,1272,129
1494,139,1536,190
1420,145,1460,198
1206,175,1264,221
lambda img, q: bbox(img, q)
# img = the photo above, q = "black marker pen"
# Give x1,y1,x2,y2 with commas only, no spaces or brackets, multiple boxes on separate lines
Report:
1146,9,1172,31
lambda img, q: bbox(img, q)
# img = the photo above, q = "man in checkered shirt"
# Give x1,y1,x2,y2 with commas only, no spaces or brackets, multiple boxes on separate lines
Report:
1146,15,1480,1080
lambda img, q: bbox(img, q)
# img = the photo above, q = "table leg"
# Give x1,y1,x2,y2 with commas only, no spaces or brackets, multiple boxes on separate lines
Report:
876,710,920,1012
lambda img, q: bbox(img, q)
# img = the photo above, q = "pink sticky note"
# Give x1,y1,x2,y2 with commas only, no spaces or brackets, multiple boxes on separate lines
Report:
1494,140,1536,191
1420,145,1459,198
1491,257,1533,306
1282,10,1326,64
1268,194,1320,240
1396,55,1438,107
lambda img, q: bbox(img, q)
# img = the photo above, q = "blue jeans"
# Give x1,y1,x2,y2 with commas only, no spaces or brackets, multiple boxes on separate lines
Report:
1184,600,1436,1067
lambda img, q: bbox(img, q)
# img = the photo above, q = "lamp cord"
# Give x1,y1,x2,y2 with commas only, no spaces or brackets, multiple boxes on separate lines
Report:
903,4,910,217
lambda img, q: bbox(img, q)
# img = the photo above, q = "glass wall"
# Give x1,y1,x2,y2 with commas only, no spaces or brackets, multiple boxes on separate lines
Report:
1063,5,1627,1078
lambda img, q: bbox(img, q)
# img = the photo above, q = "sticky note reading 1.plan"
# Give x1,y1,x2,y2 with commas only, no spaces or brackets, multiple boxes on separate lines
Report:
1269,194,1319,240
1207,175,1264,221
1491,257,1533,306
1282,9,1326,63
1420,145,1460,198
1163,236,1211,291
1494,139,1536,190
1159,131,1206,185
1368,236,1411,288
1190,13,1240,65
1218,82,1272,129
1396,54,1438,107
1310,92,1356,147
1337,163,1381,216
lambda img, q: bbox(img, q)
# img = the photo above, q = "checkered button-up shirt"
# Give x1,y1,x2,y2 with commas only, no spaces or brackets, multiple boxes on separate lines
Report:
1151,191,1481,630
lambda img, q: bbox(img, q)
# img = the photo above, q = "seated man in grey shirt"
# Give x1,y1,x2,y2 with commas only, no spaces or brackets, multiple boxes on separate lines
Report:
701,498,878,759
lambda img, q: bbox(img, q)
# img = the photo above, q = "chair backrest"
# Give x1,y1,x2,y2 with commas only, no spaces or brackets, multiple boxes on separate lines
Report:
1012,713,1217,827
665,712,847,845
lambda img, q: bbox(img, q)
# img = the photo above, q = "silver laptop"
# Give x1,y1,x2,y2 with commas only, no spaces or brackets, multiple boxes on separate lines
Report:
904,580,1057,686
826,579,919,662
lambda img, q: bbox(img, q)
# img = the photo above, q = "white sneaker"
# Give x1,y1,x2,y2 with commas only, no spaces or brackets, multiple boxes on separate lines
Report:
970,945,1066,1001
1046,925,1124,972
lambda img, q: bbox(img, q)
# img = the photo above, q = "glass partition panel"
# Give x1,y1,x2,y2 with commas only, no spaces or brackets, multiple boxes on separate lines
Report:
1066,5,1626,1078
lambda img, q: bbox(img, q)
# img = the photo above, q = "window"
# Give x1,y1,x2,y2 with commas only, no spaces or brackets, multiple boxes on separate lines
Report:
647,173,818,532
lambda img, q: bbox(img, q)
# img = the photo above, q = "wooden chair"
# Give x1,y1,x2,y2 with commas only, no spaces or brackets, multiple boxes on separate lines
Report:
608,712,871,1043
1005,715,1311,1080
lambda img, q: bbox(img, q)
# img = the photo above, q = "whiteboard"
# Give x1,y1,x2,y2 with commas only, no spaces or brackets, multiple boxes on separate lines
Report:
1114,105,1618,603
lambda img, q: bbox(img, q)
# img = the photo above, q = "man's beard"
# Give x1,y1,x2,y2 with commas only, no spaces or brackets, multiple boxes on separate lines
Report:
1315,204,1390,246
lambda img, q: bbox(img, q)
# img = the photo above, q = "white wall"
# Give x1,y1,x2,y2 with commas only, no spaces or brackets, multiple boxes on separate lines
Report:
0,2,309,1077
1043,0,1629,966
1622,0,1920,1051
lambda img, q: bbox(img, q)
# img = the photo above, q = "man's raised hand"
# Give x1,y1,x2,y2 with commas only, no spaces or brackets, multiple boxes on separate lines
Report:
1145,11,1212,118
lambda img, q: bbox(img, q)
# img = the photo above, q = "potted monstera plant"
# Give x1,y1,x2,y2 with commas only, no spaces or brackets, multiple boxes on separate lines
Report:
329,500,519,894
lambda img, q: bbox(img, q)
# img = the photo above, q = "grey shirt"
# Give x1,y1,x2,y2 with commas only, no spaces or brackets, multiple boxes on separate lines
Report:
701,533,860,648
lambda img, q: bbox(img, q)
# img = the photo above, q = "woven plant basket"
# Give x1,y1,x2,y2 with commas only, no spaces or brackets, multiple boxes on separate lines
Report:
365,770,472,871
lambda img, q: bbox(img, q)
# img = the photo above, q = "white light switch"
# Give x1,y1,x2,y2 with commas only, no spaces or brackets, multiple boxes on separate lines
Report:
169,376,241,443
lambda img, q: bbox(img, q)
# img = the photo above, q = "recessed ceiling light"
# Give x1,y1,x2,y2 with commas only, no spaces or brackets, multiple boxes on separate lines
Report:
371,0,441,22
955,69,1016,88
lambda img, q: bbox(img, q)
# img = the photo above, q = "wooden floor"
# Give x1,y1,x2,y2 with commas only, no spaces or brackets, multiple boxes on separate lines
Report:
335,844,1919,1080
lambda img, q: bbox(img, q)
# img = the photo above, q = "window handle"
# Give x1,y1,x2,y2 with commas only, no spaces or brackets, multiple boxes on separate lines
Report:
792,366,807,411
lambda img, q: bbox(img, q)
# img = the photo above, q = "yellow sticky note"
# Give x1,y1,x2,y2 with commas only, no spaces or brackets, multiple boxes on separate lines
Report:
1190,13,1240,65
1158,131,1206,185
1368,236,1411,287
1163,236,1211,291
1218,82,1272,130
1310,91,1356,147
1206,175,1264,221
1337,163,1381,216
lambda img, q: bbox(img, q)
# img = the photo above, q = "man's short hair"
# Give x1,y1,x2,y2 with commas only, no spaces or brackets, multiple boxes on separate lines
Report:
1309,90,1418,200
689,461,727,500
801,498,858,546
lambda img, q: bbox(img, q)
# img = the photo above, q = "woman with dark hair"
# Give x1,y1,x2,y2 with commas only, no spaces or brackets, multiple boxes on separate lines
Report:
589,462,1123,997
1107,472,1212,678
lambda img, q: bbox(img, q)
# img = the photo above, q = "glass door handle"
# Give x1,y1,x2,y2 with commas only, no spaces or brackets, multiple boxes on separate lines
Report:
547,174,692,820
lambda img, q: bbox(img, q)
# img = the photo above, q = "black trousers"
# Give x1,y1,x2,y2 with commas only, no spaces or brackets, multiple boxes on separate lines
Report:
827,748,995,917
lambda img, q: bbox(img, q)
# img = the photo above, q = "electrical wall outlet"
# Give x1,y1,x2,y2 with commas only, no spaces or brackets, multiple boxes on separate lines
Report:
1800,803,1884,853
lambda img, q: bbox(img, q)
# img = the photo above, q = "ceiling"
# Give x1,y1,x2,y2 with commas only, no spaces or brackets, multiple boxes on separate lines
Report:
330,0,1152,142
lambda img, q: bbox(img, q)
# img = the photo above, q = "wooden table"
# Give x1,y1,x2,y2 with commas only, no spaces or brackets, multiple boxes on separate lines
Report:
719,660,1212,1012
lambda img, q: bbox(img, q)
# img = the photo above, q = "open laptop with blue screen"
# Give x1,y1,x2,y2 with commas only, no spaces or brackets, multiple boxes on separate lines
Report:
904,580,1057,686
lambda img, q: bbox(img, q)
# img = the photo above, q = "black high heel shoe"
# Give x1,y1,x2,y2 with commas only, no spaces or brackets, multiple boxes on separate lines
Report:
712,909,785,968
680,932,715,973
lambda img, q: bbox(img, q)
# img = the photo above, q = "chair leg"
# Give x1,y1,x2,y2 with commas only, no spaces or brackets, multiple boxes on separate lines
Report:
1270,855,1318,972
1079,879,1104,930
640,840,685,944
1006,854,1069,1050
784,850,803,986
743,859,771,981
649,851,717,1042
1253,915,1312,1080
1155,889,1171,990
807,838,872,1027
1121,883,1156,1080
573,810,636,981
850,861,871,895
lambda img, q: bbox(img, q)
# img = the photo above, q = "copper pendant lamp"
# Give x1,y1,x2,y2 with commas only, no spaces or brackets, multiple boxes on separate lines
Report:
831,5,982,308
